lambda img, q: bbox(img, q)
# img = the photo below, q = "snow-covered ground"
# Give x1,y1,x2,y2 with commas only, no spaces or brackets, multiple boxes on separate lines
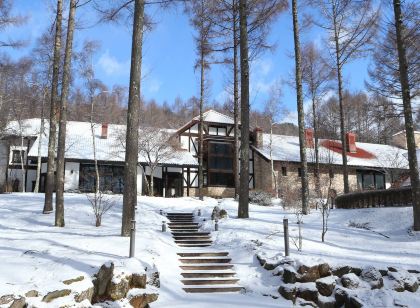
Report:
0,193,419,307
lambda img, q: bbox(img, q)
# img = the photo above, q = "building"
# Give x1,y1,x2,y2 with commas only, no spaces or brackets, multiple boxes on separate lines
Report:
0,110,410,197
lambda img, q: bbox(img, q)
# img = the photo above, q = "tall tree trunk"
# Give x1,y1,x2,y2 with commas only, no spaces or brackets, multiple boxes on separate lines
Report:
332,3,349,193
312,95,320,197
198,40,205,201
292,0,309,214
34,88,47,193
90,96,100,195
238,0,249,218
121,0,145,237
392,0,420,231
19,133,25,193
270,122,278,198
55,0,76,227
149,169,154,196
232,0,240,200
43,0,62,213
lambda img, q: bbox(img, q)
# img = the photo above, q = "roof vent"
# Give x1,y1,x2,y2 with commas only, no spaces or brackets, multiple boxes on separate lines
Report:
305,128,314,148
254,127,263,148
346,132,357,153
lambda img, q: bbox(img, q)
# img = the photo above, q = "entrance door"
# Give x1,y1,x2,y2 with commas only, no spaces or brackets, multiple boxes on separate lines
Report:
166,172,183,197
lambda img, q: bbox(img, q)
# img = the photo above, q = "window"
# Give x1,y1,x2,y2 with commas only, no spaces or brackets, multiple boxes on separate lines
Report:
209,126,227,136
329,169,334,179
79,164,124,193
356,170,385,190
12,150,24,164
282,167,287,176
207,142,234,187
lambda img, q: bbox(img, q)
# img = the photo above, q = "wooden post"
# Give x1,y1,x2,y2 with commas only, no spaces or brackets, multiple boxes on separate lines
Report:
129,219,136,258
283,218,290,257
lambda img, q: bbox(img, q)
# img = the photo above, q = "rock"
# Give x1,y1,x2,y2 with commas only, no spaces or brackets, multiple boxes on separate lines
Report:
317,295,335,308
0,294,14,305
211,206,224,220
42,289,71,303
334,287,349,307
360,266,383,289
278,284,296,301
264,261,280,271
273,266,284,276
403,274,419,292
297,299,318,307
348,296,364,308
316,276,336,297
63,275,84,285
388,271,405,292
283,266,298,284
147,271,160,288
93,262,114,300
297,265,320,283
341,273,360,289
379,269,388,276
332,265,350,278
219,209,228,219
350,267,362,276
24,290,38,297
74,286,94,303
296,282,318,303
130,273,147,289
107,274,131,301
10,297,26,308
128,291,158,308
388,266,398,272
256,254,266,267
318,263,331,278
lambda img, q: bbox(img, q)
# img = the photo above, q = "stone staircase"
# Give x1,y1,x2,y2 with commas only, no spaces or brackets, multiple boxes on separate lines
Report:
166,212,243,293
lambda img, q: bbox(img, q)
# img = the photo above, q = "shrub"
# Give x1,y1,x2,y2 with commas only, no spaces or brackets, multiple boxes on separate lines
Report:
249,190,273,206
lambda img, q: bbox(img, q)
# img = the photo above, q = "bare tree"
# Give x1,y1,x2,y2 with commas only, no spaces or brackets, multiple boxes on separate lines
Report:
55,0,77,227
34,87,48,193
44,0,63,214
392,0,420,231
0,0,27,49
311,0,379,193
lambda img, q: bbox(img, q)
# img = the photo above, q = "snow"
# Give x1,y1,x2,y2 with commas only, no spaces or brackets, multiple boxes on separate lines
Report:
0,193,420,307
254,133,409,169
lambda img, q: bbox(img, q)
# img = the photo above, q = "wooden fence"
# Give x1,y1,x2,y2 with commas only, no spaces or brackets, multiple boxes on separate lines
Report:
335,187,413,209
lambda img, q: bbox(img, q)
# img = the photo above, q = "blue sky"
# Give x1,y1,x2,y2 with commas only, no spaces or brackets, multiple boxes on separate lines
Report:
3,1,372,122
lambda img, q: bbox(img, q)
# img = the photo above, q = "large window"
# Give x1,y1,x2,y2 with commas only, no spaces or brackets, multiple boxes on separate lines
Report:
207,142,234,187
357,170,385,190
12,150,24,164
79,164,124,193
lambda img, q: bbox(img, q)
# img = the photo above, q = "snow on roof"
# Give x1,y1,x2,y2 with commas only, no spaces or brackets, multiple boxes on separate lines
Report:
26,120,197,166
254,133,409,170
3,118,43,137
193,110,235,125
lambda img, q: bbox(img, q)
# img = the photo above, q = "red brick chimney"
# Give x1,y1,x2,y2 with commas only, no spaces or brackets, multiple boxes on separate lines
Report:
346,132,357,153
254,127,263,148
101,123,108,139
305,128,314,148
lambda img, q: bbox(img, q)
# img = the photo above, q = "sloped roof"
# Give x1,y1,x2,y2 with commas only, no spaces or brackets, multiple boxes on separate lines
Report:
193,110,234,124
22,120,197,166
3,118,43,137
253,133,409,170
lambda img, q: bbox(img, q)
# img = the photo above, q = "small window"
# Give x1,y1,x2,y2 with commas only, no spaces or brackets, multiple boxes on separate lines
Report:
282,167,287,176
12,150,24,164
298,168,302,177
329,169,334,179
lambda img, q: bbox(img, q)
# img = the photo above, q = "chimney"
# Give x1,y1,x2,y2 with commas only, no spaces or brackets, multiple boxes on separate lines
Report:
101,123,108,139
305,128,314,148
346,132,357,153
254,127,263,148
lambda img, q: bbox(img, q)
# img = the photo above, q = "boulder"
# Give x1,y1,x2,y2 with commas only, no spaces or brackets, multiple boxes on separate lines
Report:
219,209,228,219
297,265,320,283
10,297,26,308
318,263,331,278
93,262,114,300
42,289,71,303
74,286,94,303
297,299,318,307
24,290,39,297
273,266,284,277
278,284,297,301
360,266,383,289
334,287,349,307
128,291,158,308
317,295,336,308
264,261,280,271
0,294,14,305
350,266,362,276
131,273,147,289
63,275,84,285
107,274,131,301
332,265,351,278
296,282,318,303
379,269,388,276
211,206,227,220
403,274,419,292
348,296,364,308
316,276,336,296
256,254,266,267
283,266,298,284
147,271,160,288
388,266,398,272
388,271,405,292
341,273,360,289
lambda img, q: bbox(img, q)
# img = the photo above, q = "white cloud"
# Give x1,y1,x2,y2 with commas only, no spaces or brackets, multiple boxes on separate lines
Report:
97,50,130,76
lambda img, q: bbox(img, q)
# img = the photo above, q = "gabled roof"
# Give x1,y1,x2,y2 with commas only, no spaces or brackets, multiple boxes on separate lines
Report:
176,109,235,134
253,133,409,170
3,118,43,137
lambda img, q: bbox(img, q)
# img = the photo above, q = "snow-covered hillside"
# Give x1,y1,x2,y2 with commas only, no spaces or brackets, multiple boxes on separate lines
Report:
0,193,419,307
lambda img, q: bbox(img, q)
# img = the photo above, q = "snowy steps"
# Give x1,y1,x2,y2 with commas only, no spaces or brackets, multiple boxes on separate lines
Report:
165,212,243,293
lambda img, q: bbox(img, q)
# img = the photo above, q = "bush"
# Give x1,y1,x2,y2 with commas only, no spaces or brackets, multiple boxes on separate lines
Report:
249,190,273,206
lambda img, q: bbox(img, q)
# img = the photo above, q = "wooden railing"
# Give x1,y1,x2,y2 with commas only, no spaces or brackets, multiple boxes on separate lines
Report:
335,187,413,209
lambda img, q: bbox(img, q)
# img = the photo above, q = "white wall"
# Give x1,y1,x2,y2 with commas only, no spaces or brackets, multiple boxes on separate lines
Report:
137,166,143,194
64,162,80,191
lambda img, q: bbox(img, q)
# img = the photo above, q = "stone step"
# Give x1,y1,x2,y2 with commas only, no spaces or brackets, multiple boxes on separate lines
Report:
167,213,194,217
173,236,211,241
183,286,243,293
179,258,231,264
175,240,212,245
168,220,195,223
168,223,199,226
181,272,236,278
178,244,212,247
181,278,240,285
180,264,234,270
177,252,228,257
170,229,200,232
172,232,210,236
169,226,199,229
